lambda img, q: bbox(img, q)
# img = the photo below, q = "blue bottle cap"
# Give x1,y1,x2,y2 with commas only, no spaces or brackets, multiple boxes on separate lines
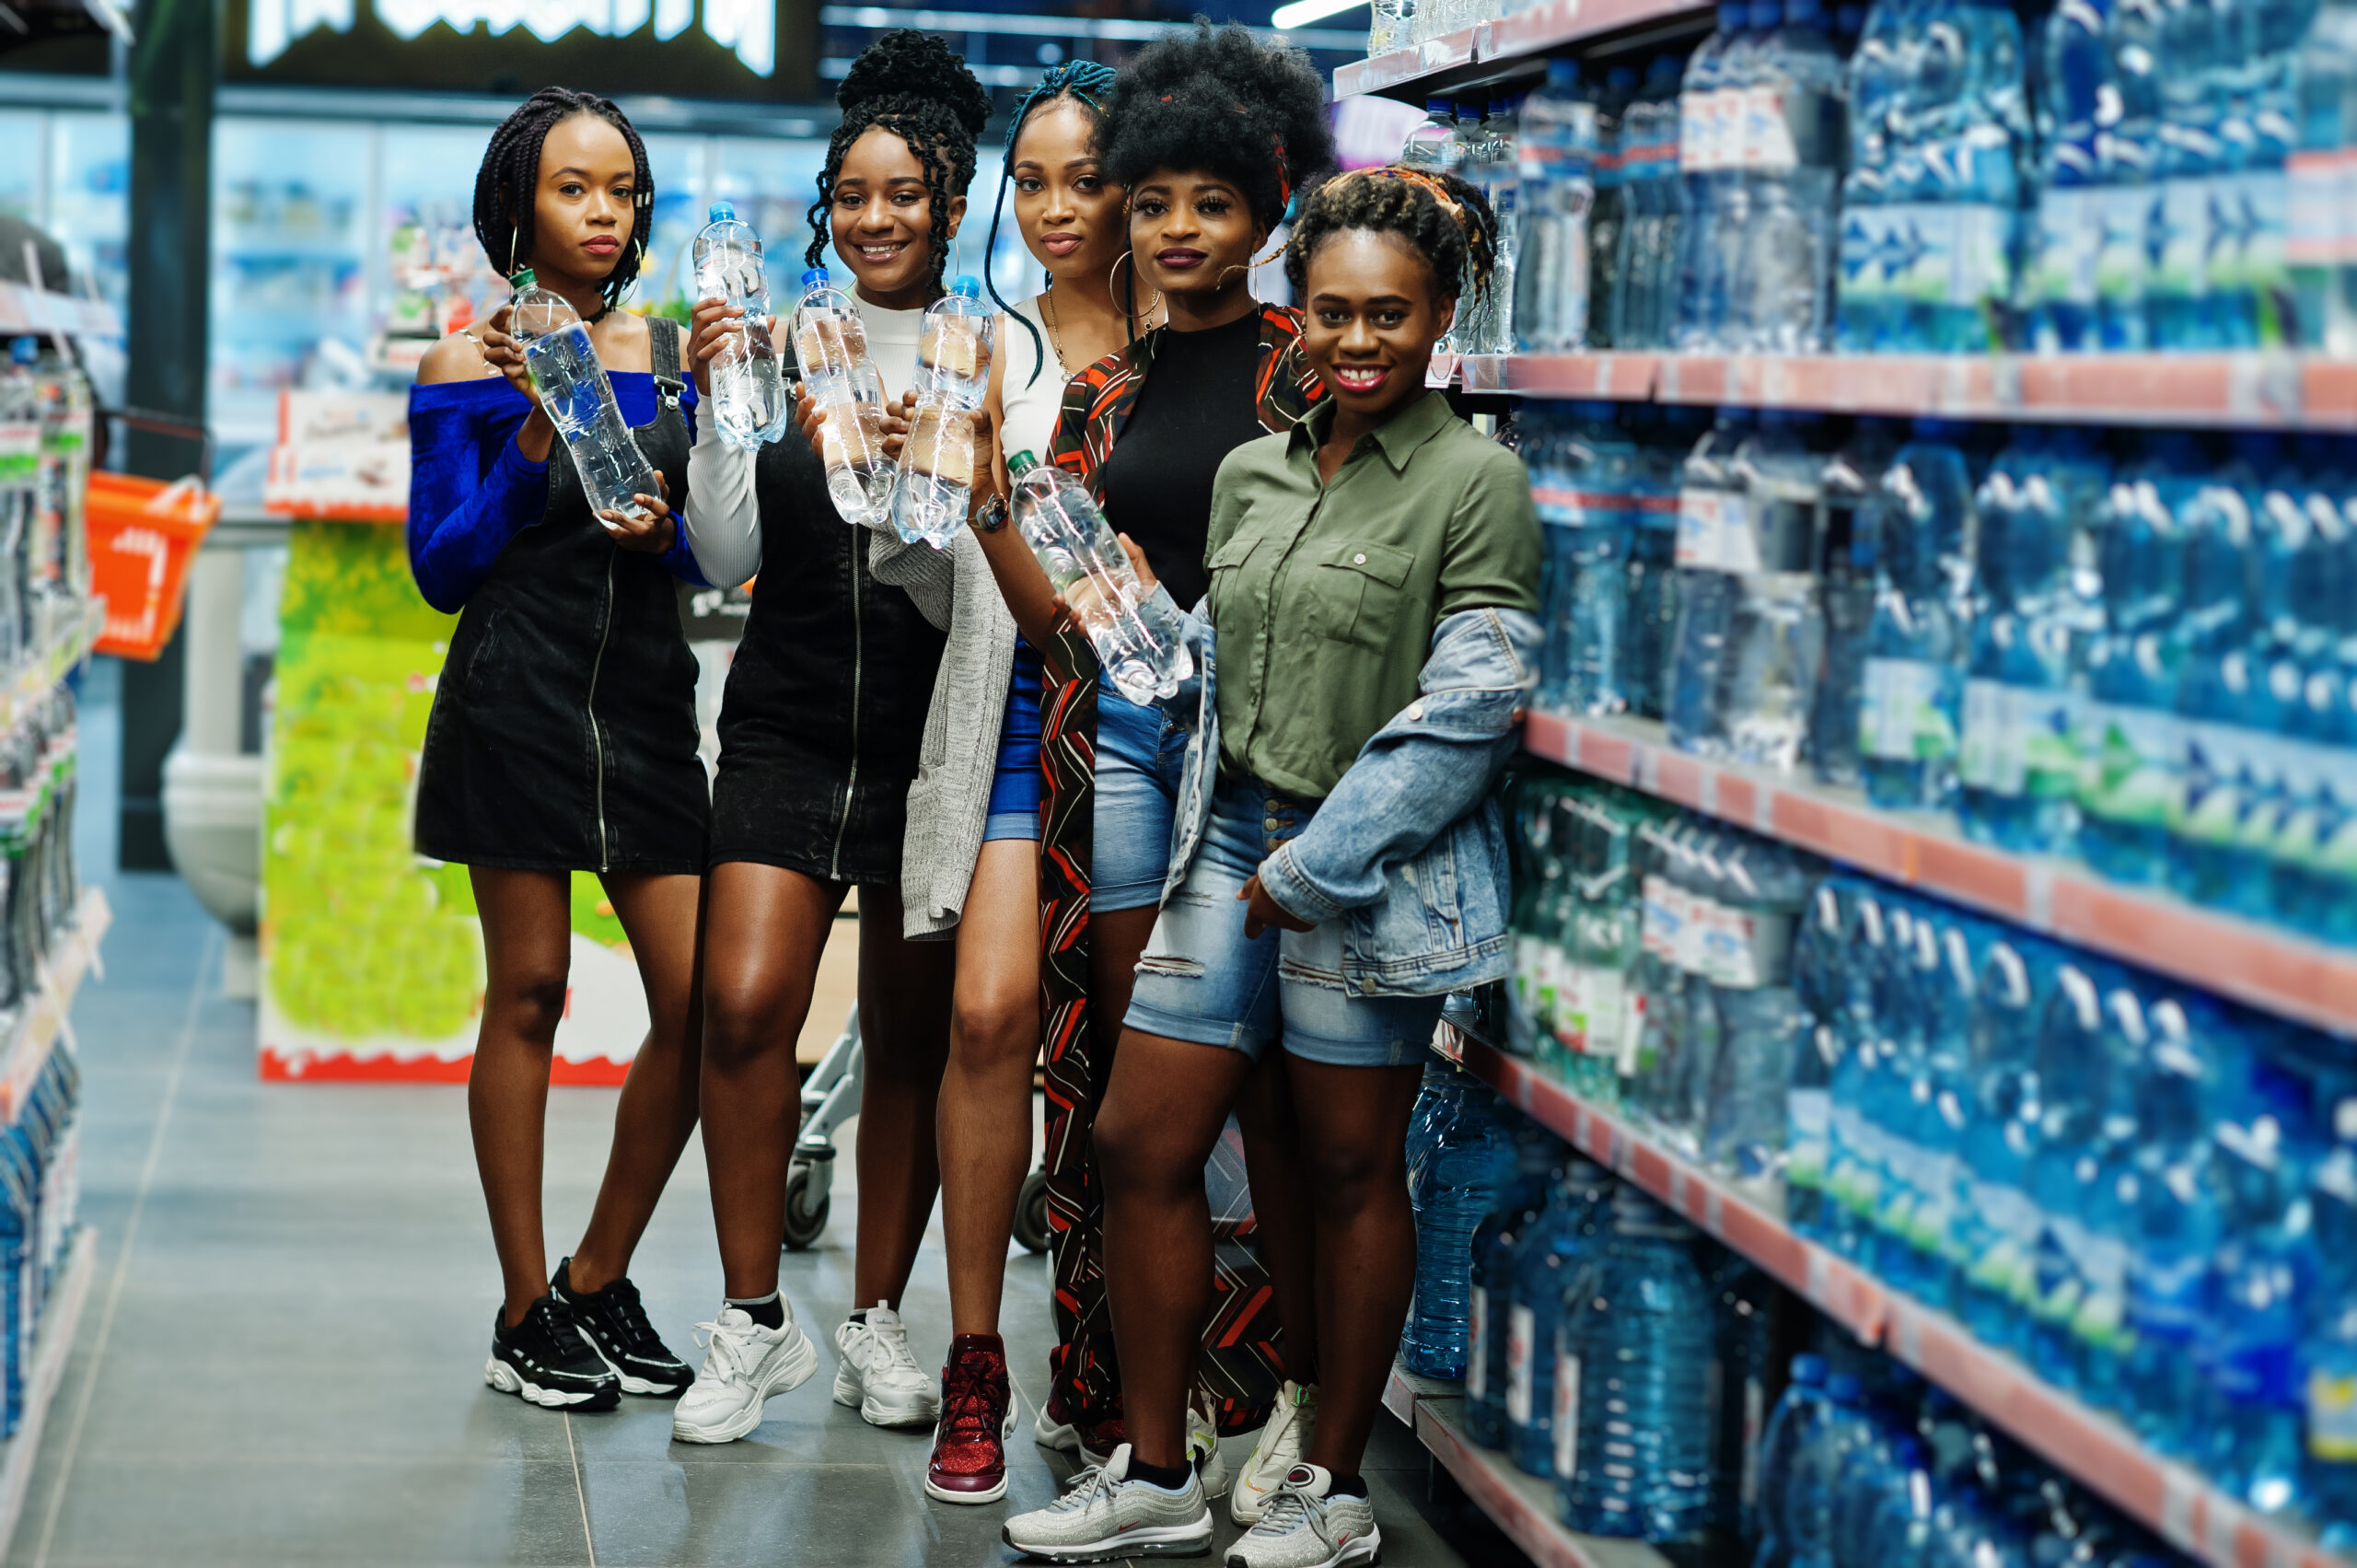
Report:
8,339,32,365
1789,1353,1828,1384
708,199,737,222
1912,415,1967,439
1787,0,1825,23
1426,97,1454,116
1572,400,1619,421
1826,1371,1864,1400
1748,0,1782,26
802,267,830,287
1546,58,1580,89
1608,64,1639,91
951,273,982,298
1718,0,1747,27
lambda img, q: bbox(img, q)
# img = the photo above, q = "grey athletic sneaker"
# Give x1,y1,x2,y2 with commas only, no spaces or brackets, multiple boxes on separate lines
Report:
1225,1465,1379,1568
1001,1443,1213,1562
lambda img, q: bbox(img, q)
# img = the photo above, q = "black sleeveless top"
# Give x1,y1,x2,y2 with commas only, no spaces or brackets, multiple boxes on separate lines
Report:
414,317,708,876
706,388,947,887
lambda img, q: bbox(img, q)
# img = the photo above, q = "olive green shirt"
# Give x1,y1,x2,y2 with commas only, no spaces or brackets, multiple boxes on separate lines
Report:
1204,389,1542,801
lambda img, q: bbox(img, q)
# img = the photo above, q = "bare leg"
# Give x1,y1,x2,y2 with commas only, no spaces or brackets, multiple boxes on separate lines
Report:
700,862,845,1299
1285,1056,1426,1479
1089,904,1158,1040
938,840,1041,1336
466,866,575,1327
569,871,705,1294
1094,1028,1259,1470
850,882,957,1309
1234,1053,1320,1388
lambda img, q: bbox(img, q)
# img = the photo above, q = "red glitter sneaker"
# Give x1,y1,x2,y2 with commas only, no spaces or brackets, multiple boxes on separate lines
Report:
925,1333,1017,1504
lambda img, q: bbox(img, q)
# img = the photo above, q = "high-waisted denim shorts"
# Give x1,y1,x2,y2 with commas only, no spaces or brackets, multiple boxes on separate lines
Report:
1091,679,1189,914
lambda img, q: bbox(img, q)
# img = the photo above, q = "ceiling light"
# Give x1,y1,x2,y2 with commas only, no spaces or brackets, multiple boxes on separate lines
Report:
1271,0,1368,30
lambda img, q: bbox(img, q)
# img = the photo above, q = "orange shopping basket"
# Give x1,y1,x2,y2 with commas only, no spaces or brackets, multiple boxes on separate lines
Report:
87,471,220,661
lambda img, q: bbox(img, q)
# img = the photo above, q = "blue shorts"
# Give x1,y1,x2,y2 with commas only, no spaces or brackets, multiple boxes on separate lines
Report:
982,639,1045,843
1091,677,1189,914
1125,775,1448,1069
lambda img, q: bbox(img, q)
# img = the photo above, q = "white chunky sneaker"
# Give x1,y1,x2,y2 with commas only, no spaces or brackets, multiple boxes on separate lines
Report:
832,1302,941,1427
1225,1464,1378,1568
1034,1400,1081,1453
1001,1444,1213,1563
669,1304,819,1444
1229,1381,1318,1525
1189,1395,1233,1497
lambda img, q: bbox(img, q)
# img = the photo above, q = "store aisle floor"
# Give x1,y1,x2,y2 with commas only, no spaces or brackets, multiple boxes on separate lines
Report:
5,665,1482,1568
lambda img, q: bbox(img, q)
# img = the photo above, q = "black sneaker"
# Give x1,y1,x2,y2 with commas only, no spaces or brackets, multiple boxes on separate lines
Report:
486,1295,621,1411
552,1257,692,1399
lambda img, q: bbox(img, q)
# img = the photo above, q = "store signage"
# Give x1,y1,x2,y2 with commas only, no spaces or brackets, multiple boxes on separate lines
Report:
245,0,775,75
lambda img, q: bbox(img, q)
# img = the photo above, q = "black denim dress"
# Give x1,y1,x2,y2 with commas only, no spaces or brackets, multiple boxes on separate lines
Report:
415,318,708,876
707,416,946,887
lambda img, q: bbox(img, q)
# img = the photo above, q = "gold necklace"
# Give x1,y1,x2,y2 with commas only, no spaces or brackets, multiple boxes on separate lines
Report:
1043,286,1162,371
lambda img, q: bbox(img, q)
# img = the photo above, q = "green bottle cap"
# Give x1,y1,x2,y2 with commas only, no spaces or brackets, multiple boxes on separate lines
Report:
1008,449,1038,476
508,267,537,289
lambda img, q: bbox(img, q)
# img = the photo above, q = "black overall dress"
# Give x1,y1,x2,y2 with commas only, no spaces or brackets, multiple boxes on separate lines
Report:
706,386,946,888
414,317,709,876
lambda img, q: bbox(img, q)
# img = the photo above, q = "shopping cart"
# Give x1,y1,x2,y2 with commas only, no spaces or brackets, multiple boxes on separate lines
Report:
784,1003,1053,1254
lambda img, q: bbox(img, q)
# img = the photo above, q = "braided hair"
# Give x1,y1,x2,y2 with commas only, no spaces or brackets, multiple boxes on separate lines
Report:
806,30,993,296
983,60,1120,389
1102,23,1336,238
1283,166,1500,310
472,87,654,314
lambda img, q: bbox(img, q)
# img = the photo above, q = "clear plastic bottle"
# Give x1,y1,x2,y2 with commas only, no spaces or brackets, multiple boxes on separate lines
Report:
1515,64,1599,353
890,275,995,549
1404,1071,1513,1378
691,200,790,451
507,269,661,531
1482,96,1523,353
1507,1158,1612,1477
1005,450,1193,704
1750,1353,1835,1565
1400,97,1465,172
1737,0,1845,353
1586,65,1639,350
1811,418,1898,785
1467,1126,1563,1447
1859,419,1976,812
1535,402,1639,714
1955,935,2047,1349
1675,4,1752,349
1718,411,1827,771
2120,996,2231,1452
791,266,892,527
1666,407,1756,755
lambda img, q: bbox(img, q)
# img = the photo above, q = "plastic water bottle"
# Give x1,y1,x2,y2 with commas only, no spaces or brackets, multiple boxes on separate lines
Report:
2021,961,2131,1399
1953,935,2047,1350
1707,1254,1779,1546
1785,881,1850,1239
2025,0,2116,351
505,269,662,531
1717,411,1827,771
1507,1159,1612,1476
1750,1353,1834,1565
1469,1126,1563,1447
1675,4,1751,349
1405,1071,1512,1379
1556,1187,1713,1539
1534,404,1639,713
2304,1086,2357,1543
1401,98,1464,172
692,201,790,451
1784,1368,1883,1565
1666,408,1755,756
1699,837,1812,1179
791,266,891,527
1625,407,1695,719
2293,0,2357,352
1586,66,1639,349
1813,420,1898,786
1003,451,1193,705
2120,997,2231,1452
1515,64,1598,353
1482,97,1522,353
1960,428,2109,854
1859,421,1976,811
1736,0,1844,353
889,275,995,549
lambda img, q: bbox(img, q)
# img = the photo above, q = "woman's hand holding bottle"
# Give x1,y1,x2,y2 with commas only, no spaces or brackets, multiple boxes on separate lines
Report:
478,305,554,462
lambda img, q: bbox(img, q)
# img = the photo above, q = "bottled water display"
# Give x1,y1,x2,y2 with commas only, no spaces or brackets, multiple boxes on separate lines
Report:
691,201,789,452
890,275,995,550
1515,64,1598,354
1466,1118,1563,1446
1402,1063,1512,1377
506,270,661,530
1004,451,1194,704
790,267,891,528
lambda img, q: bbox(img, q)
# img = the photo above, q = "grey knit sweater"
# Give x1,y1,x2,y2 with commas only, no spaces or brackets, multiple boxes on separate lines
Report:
865,522,1016,939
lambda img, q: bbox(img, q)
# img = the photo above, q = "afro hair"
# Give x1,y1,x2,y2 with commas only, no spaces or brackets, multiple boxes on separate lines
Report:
807,29,993,280
1101,20,1337,234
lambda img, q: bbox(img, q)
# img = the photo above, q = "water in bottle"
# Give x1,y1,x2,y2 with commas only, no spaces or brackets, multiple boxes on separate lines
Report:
1468,1126,1562,1447
2304,1086,2357,1544
1507,1159,1611,1476
1750,1353,1834,1566
1859,420,1976,811
1665,408,1755,755
2022,961,2133,1399
1717,411,1827,771
1699,837,1812,1179
1533,403,1639,713
792,266,892,527
1556,1187,1713,1539
2293,0,2357,352
507,269,661,531
1004,451,1194,703
1481,96,1522,353
1675,5,1752,348
1706,1253,1779,1550
692,201,790,451
1515,64,1599,353
890,275,995,549
1586,66,1639,350
2120,997,2231,1452
1736,0,1844,353
1812,420,1898,785
1404,1071,1513,1378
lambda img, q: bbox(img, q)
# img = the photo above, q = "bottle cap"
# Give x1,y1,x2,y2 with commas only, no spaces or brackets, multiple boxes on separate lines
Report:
802,267,830,287
8,340,32,366
951,273,982,299
708,199,737,222
1608,64,1638,91
1826,1371,1864,1400
1546,58,1580,89
1717,0,1746,27
1426,97,1453,116
1789,1353,1828,1384
508,267,537,289
1009,449,1039,475
1786,0,1824,24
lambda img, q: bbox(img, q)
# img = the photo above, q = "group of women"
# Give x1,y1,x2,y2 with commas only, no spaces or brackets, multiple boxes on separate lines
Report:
405,23,1541,1568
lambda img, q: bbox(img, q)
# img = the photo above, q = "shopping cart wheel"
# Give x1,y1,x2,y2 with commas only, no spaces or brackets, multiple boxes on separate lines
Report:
783,1160,830,1251
1013,1167,1051,1255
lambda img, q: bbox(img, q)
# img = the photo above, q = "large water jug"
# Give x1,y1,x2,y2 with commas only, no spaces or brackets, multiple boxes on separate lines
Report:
508,270,661,530
1556,1186,1713,1538
890,275,996,549
1749,1353,1834,1564
1404,1070,1512,1378
791,266,891,527
1506,1159,1612,1477
1468,1125,1562,1446
692,201,790,451
1005,450,1194,705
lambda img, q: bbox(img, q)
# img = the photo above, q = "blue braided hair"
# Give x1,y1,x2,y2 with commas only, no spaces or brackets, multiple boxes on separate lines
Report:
982,59,1120,389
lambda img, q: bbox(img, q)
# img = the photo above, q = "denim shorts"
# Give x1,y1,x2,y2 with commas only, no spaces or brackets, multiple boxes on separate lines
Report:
1125,775,1448,1069
982,640,1045,843
1092,678,1189,913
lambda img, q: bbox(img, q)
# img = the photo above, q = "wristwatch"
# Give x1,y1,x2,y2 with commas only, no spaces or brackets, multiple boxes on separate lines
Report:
975,492,1010,535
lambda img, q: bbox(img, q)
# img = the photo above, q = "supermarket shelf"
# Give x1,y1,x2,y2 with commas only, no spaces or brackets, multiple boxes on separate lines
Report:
0,1228,98,1563
0,283,122,343
1457,1037,2345,1568
1461,350,2357,428
1522,709,2357,1038
1333,0,1711,101
0,888,113,1125
1380,1361,1673,1568
1,606,104,741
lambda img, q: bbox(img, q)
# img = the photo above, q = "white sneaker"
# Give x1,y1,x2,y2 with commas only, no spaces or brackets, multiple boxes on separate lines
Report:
1225,1464,1378,1568
1001,1443,1214,1562
1229,1380,1318,1525
1190,1395,1233,1497
832,1302,941,1427
1034,1400,1081,1453
670,1304,819,1444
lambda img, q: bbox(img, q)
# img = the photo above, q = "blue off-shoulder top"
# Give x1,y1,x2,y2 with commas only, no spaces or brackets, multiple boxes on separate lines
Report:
407,371,703,613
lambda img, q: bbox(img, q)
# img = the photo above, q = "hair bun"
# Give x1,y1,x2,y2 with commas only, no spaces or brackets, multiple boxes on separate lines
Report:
837,29,991,136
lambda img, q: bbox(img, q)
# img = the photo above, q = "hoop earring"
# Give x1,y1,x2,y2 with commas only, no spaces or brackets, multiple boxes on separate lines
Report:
1109,250,1134,300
